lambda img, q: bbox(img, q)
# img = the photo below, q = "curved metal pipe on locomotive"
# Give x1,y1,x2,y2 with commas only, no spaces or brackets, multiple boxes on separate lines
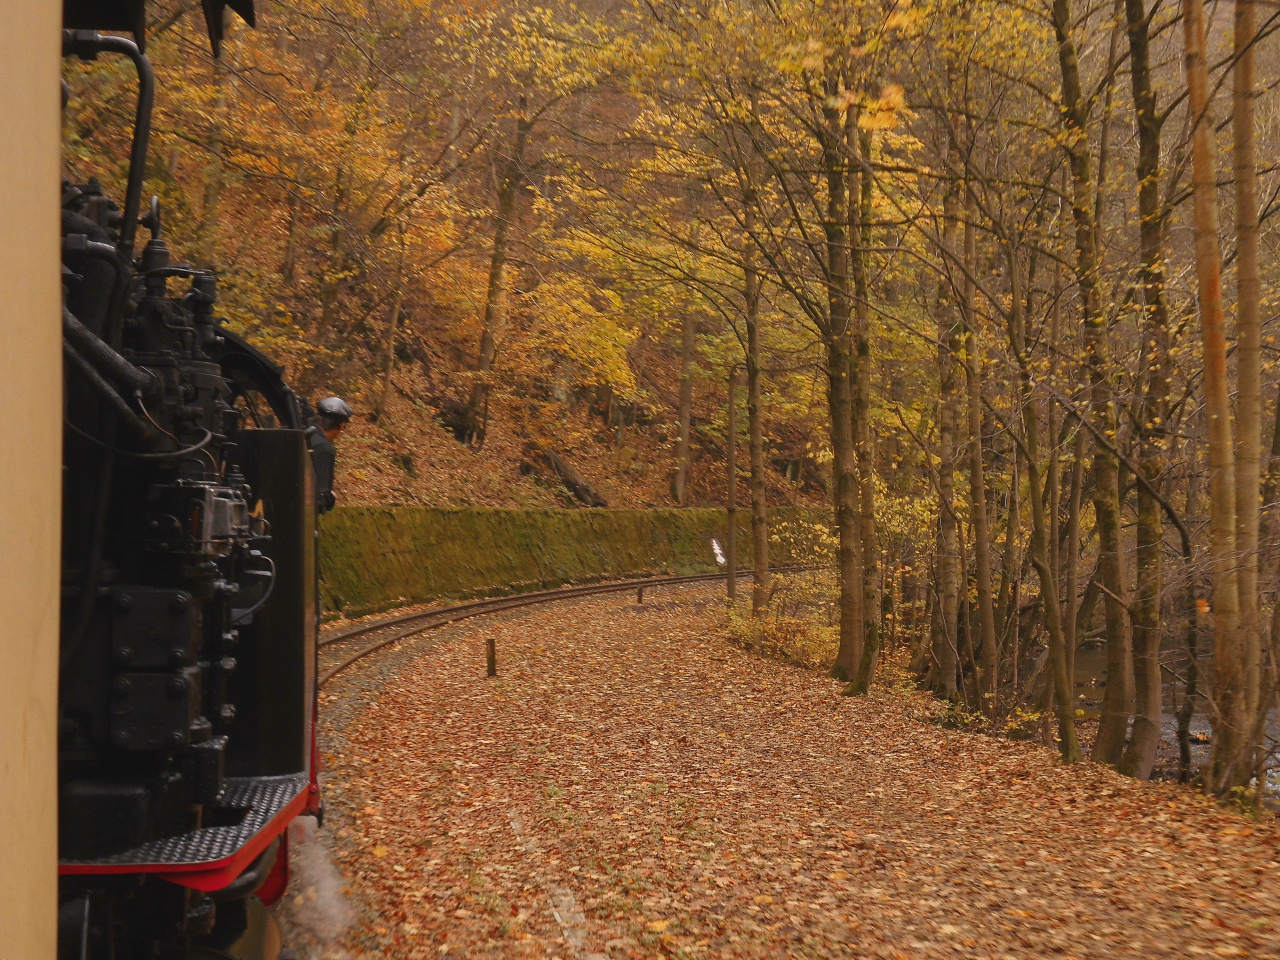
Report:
57,4,321,957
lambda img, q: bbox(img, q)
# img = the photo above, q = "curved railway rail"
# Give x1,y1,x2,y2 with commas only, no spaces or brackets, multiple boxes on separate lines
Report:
317,570,760,686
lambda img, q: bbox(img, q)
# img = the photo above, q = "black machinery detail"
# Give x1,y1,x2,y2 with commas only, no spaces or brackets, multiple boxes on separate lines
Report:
57,4,322,957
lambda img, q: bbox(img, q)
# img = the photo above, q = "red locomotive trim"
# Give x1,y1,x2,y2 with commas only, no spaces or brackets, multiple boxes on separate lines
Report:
58,787,309,892
305,712,323,816
255,828,291,906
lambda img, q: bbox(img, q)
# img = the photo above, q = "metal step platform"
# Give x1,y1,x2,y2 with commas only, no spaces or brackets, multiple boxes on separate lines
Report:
60,773,308,890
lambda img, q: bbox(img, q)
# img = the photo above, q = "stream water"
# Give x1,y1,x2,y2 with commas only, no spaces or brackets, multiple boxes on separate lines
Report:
1072,641,1279,786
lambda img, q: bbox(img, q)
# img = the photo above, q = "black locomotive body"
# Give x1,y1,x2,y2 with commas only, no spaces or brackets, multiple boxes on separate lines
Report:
57,5,321,957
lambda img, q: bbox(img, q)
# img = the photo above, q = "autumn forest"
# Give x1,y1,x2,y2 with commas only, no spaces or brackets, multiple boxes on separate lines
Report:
64,0,1280,801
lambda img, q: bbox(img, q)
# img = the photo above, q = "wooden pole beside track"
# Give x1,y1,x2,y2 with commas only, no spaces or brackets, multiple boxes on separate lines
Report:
0,8,64,956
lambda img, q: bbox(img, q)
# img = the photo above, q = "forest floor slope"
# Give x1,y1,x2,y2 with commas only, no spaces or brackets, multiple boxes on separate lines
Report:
294,585,1280,958
329,369,826,511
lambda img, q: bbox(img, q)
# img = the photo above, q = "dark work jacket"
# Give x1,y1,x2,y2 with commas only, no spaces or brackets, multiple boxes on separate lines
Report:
307,427,337,513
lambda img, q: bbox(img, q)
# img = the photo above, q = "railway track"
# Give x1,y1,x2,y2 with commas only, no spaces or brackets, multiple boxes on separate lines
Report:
317,570,756,686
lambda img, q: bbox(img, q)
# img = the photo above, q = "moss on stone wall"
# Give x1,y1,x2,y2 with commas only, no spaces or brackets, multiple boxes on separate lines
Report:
318,507,754,617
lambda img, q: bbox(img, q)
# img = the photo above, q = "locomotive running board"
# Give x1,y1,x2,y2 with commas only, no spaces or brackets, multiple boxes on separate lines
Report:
58,773,308,891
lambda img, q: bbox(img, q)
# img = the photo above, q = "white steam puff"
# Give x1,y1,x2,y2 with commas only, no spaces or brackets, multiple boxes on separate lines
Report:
280,815,356,958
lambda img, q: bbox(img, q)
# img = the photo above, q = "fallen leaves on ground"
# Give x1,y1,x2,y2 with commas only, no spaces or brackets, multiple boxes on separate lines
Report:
304,585,1280,958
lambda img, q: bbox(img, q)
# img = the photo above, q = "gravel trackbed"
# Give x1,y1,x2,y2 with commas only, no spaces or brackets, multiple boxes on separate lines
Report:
281,584,1280,959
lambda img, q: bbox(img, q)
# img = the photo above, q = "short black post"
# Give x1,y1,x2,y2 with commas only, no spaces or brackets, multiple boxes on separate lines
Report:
486,638,497,678
637,586,645,604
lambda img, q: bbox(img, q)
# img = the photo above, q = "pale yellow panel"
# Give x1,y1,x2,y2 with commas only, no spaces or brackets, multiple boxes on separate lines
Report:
0,1,65,957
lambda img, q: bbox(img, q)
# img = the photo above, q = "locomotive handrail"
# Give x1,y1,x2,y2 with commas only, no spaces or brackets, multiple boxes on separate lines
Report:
63,31,153,263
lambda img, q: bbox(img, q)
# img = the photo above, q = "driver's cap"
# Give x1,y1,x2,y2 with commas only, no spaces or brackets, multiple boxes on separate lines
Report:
317,396,353,424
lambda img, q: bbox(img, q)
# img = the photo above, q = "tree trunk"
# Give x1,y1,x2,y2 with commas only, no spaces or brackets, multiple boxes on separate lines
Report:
1183,0,1247,793
727,370,739,601
1232,0,1263,774
1048,334,1061,586
956,519,978,707
281,183,302,285
744,220,770,617
1118,0,1173,779
467,107,532,443
963,204,998,707
999,443,1022,688
918,556,942,682
1046,297,1063,728
1064,431,1085,690
307,152,353,354
1260,404,1280,599
373,289,405,423
1093,0,1125,247
828,335,863,681
822,88,863,681
852,129,881,694
673,307,696,505
1050,0,1132,764
1261,407,1280,701
1009,247,1082,763
1178,464,1203,782
904,570,919,650
932,186,963,702
468,177,515,438
1124,468,1165,779
373,227,409,423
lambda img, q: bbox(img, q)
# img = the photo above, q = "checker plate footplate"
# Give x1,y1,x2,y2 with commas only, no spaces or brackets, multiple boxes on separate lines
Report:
60,774,306,868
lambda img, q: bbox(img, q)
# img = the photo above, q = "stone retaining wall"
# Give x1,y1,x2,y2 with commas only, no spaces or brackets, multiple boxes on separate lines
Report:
319,507,754,618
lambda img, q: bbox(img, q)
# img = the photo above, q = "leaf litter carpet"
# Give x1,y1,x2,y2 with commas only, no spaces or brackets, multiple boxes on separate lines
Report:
292,584,1280,959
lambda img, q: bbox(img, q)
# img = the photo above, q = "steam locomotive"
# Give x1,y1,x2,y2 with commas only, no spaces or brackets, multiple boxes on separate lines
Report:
58,2,321,956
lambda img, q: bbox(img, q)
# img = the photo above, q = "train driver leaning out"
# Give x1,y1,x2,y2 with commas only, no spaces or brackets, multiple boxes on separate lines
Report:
308,396,353,514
